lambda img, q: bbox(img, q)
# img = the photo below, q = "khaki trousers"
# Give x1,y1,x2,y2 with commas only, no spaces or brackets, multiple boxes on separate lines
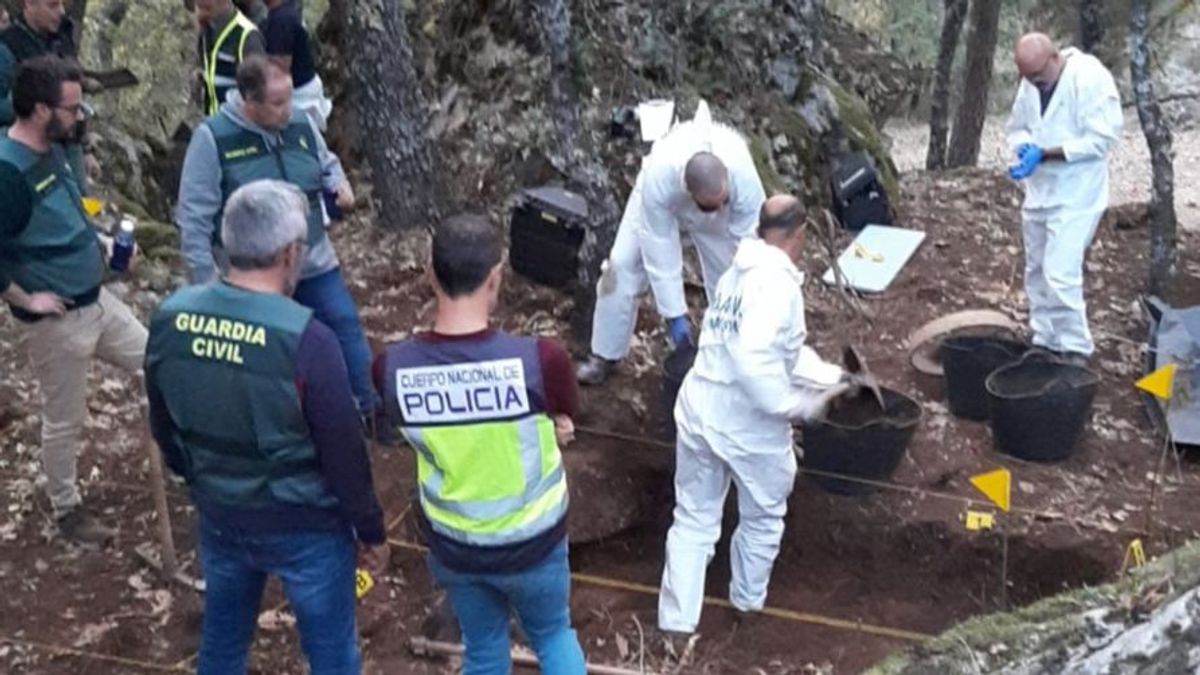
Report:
17,288,147,516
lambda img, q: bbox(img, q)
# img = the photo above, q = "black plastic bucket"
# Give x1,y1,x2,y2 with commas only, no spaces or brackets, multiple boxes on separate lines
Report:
801,387,922,495
986,354,1100,462
940,335,1028,421
661,342,698,438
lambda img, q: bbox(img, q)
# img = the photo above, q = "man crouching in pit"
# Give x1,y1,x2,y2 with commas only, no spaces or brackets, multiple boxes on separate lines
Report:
376,213,587,674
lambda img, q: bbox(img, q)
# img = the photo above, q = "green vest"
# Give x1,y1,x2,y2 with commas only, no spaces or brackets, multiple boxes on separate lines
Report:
206,111,325,246
200,11,258,116
0,138,102,303
145,283,337,511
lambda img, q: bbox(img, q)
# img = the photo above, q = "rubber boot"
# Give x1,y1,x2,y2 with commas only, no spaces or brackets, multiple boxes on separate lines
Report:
576,354,616,386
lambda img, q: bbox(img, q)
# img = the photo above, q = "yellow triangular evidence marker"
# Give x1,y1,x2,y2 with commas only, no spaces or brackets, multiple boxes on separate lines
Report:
970,468,1011,513
1136,363,1178,400
81,197,105,217
355,568,375,599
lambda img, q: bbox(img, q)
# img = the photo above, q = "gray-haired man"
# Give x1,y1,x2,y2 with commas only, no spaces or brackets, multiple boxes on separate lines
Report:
146,179,388,674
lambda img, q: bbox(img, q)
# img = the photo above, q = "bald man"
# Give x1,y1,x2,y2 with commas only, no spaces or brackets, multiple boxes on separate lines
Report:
576,102,766,385
1005,33,1122,364
658,195,851,635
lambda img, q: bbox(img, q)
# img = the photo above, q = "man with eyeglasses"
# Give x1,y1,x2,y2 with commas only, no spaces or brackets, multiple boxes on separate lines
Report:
175,56,374,417
1005,33,1122,366
576,102,766,386
0,56,147,545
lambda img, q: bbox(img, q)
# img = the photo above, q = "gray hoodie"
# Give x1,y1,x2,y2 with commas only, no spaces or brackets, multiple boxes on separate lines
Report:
175,90,346,285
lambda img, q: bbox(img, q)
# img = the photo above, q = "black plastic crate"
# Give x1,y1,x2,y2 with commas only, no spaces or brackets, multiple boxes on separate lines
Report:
509,186,589,288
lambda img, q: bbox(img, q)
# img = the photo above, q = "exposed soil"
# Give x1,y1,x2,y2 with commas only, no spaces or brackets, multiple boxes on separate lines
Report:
4,167,1200,674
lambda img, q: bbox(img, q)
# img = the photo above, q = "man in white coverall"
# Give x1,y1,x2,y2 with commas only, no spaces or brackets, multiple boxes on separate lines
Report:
576,102,766,385
658,195,855,634
1005,33,1122,364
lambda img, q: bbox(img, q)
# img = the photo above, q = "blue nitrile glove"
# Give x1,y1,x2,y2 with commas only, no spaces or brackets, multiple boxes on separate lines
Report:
667,315,691,346
1016,143,1039,161
1009,145,1044,180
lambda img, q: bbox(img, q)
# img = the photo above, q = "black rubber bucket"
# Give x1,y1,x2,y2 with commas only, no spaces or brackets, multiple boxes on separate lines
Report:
986,354,1100,462
940,335,1028,421
661,342,697,438
801,387,922,495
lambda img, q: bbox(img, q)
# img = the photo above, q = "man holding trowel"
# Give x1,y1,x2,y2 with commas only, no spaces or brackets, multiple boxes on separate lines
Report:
1005,32,1122,366
575,101,766,385
658,194,860,635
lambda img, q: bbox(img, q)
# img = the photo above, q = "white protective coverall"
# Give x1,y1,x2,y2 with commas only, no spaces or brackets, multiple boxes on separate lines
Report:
658,237,842,633
293,75,334,132
590,104,767,360
1005,47,1123,356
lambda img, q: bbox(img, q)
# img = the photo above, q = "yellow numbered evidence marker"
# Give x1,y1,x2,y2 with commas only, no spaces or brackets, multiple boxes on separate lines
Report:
355,568,375,599
964,510,995,531
81,197,106,217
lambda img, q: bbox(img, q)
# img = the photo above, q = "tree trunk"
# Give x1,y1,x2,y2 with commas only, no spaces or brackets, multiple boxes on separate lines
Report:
68,0,87,47
1131,0,1178,298
339,0,441,230
1079,0,1105,55
531,0,623,346
926,0,969,171
946,0,1002,168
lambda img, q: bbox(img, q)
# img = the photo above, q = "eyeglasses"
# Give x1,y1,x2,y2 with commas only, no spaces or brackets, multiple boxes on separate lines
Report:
53,101,92,119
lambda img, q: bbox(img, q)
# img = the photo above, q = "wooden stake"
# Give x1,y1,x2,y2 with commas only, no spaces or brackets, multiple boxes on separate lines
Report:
138,389,179,583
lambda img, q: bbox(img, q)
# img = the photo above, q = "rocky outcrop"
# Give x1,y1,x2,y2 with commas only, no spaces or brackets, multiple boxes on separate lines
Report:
869,539,1200,674
75,0,910,249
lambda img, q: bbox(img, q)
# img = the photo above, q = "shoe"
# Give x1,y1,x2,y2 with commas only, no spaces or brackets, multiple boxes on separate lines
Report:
660,629,696,662
56,507,116,546
733,607,761,631
1051,350,1090,368
576,354,616,386
1029,346,1091,369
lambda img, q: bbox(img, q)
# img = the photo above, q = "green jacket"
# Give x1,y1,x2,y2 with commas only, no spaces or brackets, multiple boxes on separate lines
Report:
145,282,337,511
0,137,102,318
206,110,325,247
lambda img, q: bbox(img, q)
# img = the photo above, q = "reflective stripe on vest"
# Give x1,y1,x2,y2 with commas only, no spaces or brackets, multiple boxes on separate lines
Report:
203,12,258,116
402,416,567,546
383,333,569,547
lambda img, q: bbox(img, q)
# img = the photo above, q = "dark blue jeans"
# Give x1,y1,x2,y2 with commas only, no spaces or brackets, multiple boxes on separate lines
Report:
198,518,361,675
293,267,378,412
429,541,586,675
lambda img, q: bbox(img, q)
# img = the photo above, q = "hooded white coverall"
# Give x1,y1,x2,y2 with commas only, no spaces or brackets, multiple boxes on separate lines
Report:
1005,47,1122,356
590,106,767,360
658,237,842,633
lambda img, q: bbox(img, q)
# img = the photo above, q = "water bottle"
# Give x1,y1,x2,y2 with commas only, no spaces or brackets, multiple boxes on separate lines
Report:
110,218,135,272
322,170,343,222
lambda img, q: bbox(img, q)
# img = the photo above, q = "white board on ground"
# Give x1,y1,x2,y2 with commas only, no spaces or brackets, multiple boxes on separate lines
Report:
821,225,926,294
